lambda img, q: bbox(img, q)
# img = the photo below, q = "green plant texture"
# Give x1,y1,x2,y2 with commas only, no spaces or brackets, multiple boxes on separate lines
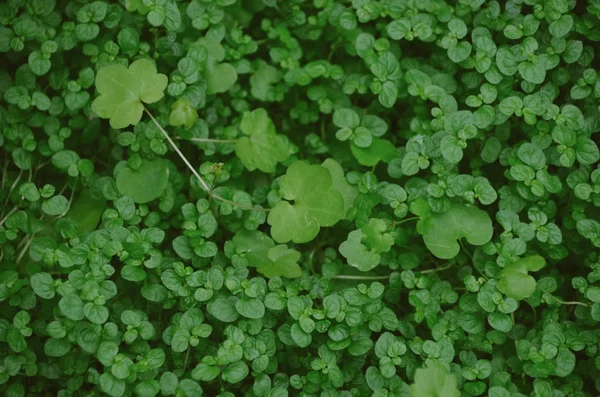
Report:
2,0,600,396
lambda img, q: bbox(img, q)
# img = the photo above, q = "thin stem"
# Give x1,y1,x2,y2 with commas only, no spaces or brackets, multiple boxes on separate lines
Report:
331,275,390,281
0,207,18,227
389,216,419,229
459,239,489,280
17,234,34,264
177,137,238,144
1,157,8,190
183,347,191,372
1,170,22,219
144,108,269,212
538,286,590,307
59,176,79,218
146,108,211,192
421,263,453,274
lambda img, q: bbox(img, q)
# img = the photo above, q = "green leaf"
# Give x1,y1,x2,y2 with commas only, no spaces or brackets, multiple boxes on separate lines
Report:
207,297,239,323
169,97,197,129
116,159,169,204
235,108,290,173
351,138,398,166
409,361,460,397
257,245,302,278
339,219,394,272
92,58,168,129
100,373,126,397
66,191,105,233
419,204,493,259
44,337,71,357
59,295,85,320
193,38,238,94
222,361,249,384
235,298,265,319
321,158,358,217
42,195,69,216
497,255,546,300
30,272,55,299
268,161,344,243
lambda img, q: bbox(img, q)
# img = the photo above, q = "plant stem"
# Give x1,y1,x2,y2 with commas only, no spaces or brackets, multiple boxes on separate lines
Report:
330,275,390,281
17,234,34,264
183,347,191,372
178,137,238,144
421,263,453,274
459,239,489,280
1,170,22,218
538,286,590,307
0,207,18,227
144,108,269,212
388,216,419,229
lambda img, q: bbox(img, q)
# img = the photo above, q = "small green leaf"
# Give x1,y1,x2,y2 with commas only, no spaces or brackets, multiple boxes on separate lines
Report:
169,97,197,129
235,108,291,173
116,159,169,204
92,58,168,129
257,245,302,278
419,204,493,259
351,138,398,166
268,161,344,243
497,255,546,300
409,361,460,397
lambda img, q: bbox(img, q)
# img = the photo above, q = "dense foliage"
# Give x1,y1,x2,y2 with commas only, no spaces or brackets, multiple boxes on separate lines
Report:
2,0,600,396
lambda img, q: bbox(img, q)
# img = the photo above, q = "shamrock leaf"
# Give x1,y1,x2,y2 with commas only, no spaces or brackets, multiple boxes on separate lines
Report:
351,138,399,166
410,361,460,397
497,255,546,300
194,38,238,94
321,158,358,217
259,245,302,278
235,108,291,173
92,58,168,129
339,219,394,272
268,161,344,243
418,204,493,259
229,231,301,278
116,159,169,204
169,97,197,129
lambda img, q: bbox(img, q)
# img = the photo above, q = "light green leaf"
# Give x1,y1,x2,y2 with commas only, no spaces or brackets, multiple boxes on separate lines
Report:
321,158,358,217
116,159,169,204
268,161,344,243
169,97,197,129
351,138,398,166
235,108,291,173
92,58,168,129
419,204,493,259
339,219,394,272
258,245,302,278
497,255,546,300
409,361,460,397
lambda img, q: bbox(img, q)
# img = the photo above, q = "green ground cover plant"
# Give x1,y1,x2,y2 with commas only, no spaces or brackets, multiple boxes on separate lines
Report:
2,0,600,396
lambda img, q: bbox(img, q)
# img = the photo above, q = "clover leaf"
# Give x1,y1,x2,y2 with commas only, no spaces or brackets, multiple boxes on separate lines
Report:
268,161,344,243
92,58,168,129
229,230,302,278
351,138,399,166
497,255,546,300
193,38,238,94
235,108,291,173
417,203,493,259
169,97,197,129
261,245,302,278
339,218,394,271
116,159,169,204
321,158,358,218
410,361,460,397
